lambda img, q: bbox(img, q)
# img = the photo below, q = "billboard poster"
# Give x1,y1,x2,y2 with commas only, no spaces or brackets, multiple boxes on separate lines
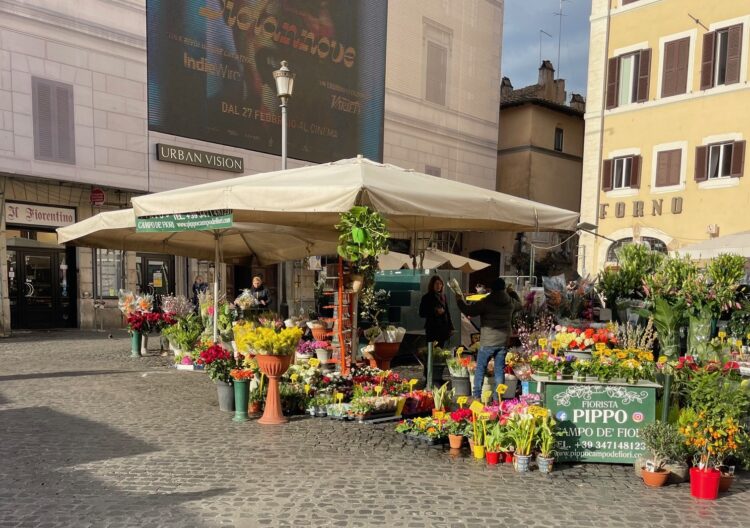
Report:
147,0,387,164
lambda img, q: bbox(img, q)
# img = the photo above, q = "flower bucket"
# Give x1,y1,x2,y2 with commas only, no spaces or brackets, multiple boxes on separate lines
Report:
690,467,720,500
486,451,500,465
473,445,485,459
232,380,249,422
719,474,735,492
537,456,554,474
451,376,471,397
216,380,235,412
448,434,464,449
140,333,149,355
514,454,531,473
315,348,330,362
130,332,142,357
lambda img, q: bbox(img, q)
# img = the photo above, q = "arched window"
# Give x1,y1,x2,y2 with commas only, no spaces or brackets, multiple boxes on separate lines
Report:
606,237,667,262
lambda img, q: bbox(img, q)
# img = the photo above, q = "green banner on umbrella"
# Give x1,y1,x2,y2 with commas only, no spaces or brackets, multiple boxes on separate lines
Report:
136,210,233,232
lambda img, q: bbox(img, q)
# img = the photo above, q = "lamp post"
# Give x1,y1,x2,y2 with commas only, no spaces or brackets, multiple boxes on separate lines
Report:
273,60,295,170
273,61,295,316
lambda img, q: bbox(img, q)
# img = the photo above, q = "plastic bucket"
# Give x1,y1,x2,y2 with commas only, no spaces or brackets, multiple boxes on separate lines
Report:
690,467,720,500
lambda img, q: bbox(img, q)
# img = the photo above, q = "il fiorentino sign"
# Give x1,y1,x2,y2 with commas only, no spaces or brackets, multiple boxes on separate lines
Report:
5,202,76,228
135,210,233,232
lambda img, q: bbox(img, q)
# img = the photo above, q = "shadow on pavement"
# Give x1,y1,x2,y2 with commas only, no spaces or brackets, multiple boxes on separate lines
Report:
0,370,132,382
0,329,130,343
0,406,229,526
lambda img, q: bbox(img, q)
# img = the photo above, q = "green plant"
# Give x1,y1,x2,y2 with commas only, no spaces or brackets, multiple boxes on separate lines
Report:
432,381,455,411
446,418,465,435
351,399,375,415
506,413,538,456
162,313,203,352
639,421,685,471
485,421,508,453
335,206,389,274
537,414,559,458
597,244,664,307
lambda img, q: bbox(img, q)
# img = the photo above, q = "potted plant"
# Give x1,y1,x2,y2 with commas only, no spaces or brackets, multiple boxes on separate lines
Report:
335,206,389,293
312,341,331,362
484,421,506,465
507,407,543,472
638,421,682,487
248,386,264,415
199,344,239,412
432,381,454,415
241,325,303,425
536,413,558,473
229,368,254,422
295,340,316,362
446,418,465,449
572,359,590,383
162,313,203,357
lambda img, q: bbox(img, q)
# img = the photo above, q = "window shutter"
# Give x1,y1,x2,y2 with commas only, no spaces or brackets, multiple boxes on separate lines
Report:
661,40,677,97
655,151,669,186
669,149,682,186
695,146,708,181
55,85,74,163
725,24,743,85
426,42,447,106
630,155,642,188
636,49,651,102
675,37,690,95
700,31,716,90
34,80,54,159
731,140,745,178
602,159,613,191
606,57,619,109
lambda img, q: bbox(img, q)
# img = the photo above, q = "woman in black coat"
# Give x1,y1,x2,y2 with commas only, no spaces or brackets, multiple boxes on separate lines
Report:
419,275,454,347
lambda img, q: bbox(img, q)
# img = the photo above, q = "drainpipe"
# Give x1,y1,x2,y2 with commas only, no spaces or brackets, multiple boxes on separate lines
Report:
0,176,7,336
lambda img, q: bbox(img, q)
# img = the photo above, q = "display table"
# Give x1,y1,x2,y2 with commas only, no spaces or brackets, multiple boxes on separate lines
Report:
530,379,660,464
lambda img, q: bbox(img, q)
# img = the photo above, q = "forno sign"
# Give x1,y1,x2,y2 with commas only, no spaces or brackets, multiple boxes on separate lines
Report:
156,144,244,173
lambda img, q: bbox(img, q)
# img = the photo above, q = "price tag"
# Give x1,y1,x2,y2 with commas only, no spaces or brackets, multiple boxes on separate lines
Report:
408,379,418,393
595,342,607,352
456,347,464,357
290,373,299,382
479,412,492,421
496,383,508,395
456,396,468,408
469,400,484,414
481,390,492,404
304,384,311,395
336,392,344,403
538,338,548,349
433,410,445,420
374,385,383,396
308,358,320,368
551,340,561,354
718,331,727,341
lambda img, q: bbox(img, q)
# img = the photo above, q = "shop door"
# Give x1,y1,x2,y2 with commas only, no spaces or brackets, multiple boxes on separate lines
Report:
136,253,175,307
7,248,76,329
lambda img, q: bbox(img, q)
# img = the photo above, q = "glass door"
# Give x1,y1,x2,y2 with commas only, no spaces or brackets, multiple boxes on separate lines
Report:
136,253,174,307
21,253,54,328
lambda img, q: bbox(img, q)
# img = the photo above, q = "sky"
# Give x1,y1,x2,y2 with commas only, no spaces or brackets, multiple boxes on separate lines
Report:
502,0,592,100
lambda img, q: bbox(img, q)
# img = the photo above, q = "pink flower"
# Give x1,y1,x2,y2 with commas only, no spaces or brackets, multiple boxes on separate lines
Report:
207,306,215,316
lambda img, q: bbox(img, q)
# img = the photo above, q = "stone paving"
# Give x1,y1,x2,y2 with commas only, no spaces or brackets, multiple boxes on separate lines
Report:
1,330,749,528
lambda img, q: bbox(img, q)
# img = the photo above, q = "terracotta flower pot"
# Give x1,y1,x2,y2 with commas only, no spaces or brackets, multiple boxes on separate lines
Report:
311,326,327,341
642,468,669,488
256,354,293,425
371,342,400,370
719,473,735,492
448,434,464,449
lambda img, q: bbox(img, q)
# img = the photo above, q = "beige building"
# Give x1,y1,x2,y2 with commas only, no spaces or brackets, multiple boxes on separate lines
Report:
0,1,503,333
580,0,750,274
488,61,584,279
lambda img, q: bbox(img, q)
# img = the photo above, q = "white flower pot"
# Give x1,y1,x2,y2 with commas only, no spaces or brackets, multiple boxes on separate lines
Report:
315,348,330,362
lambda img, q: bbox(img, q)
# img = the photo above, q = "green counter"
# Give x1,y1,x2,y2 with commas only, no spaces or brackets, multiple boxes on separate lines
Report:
534,379,660,464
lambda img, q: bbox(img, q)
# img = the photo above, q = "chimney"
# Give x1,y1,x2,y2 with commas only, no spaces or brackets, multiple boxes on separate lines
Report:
538,60,555,87
501,77,514,100
570,93,586,113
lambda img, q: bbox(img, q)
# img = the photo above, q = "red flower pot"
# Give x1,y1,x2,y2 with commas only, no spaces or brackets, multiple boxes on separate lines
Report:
486,451,500,465
503,451,514,464
256,354,293,425
371,342,400,370
690,467,720,500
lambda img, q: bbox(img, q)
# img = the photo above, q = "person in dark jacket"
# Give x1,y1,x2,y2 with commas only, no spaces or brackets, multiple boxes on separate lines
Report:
191,275,208,308
455,277,520,400
419,275,454,348
250,275,271,309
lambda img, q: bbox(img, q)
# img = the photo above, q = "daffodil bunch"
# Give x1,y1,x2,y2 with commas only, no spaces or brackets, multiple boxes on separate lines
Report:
234,323,303,356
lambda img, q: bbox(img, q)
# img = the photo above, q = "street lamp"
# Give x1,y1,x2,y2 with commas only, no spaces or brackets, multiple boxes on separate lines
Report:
273,60,295,317
273,60,295,170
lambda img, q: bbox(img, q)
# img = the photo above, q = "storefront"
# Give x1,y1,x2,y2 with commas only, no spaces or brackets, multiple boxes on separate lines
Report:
4,202,77,329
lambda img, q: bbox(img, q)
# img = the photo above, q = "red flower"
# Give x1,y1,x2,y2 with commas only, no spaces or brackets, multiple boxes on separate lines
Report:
449,408,473,422
199,344,231,365
723,361,740,372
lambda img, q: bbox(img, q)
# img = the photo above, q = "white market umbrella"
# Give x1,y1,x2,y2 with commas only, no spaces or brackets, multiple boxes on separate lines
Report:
674,231,750,259
378,249,489,272
131,157,579,234
57,208,338,339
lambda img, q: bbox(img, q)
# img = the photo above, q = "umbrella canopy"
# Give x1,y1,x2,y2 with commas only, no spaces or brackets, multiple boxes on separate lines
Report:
674,231,750,259
57,208,339,265
378,249,490,272
131,157,579,233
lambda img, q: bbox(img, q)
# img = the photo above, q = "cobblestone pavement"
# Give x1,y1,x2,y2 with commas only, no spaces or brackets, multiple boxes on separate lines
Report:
1,331,749,528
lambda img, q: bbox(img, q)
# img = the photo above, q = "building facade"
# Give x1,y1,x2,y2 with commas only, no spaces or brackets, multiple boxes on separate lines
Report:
0,0,503,334
580,0,750,274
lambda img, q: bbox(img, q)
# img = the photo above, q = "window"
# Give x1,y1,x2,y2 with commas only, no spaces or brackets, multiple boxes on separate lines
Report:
661,37,690,97
695,141,746,181
606,49,651,109
607,238,667,263
701,24,742,89
94,249,124,298
655,149,682,187
32,77,75,164
601,155,642,191
424,21,451,106
425,165,441,177
554,128,564,152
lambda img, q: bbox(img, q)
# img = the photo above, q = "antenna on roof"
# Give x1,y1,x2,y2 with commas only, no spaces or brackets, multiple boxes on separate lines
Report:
539,29,553,66
554,0,572,80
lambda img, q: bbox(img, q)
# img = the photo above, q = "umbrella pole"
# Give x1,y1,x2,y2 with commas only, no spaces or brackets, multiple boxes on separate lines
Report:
213,234,219,342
